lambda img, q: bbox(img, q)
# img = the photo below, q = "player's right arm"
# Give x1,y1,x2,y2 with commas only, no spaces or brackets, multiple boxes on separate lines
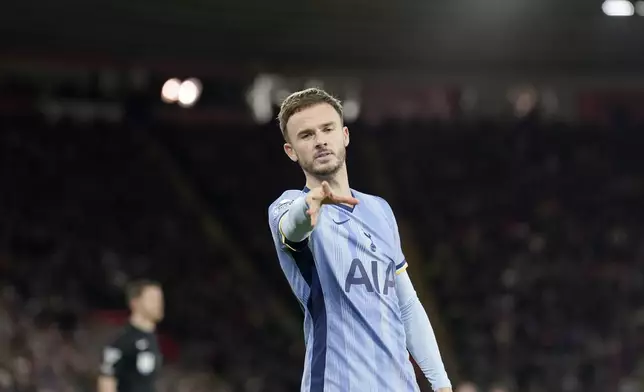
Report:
273,182,359,246
277,195,314,247
97,337,127,392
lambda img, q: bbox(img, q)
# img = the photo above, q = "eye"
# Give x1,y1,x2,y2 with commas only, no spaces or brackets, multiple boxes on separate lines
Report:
300,132,312,140
323,126,333,132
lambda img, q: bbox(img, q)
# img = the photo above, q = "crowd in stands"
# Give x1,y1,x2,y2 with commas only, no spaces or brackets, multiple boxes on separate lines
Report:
0,114,300,391
1,109,643,391
377,119,644,392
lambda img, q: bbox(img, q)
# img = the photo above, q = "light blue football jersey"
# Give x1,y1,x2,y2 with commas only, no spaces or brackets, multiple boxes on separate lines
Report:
268,187,419,392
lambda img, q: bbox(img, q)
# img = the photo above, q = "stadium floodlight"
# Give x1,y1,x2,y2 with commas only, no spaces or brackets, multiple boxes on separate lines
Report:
344,99,360,123
602,0,635,16
178,78,202,108
635,0,644,15
161,78,181,103
246,74,275,124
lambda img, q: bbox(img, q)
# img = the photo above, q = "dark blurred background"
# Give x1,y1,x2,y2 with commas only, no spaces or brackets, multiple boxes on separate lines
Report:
1,0,644,391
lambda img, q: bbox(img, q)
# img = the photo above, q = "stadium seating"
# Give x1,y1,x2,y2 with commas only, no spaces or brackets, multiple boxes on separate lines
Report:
1,112,643,391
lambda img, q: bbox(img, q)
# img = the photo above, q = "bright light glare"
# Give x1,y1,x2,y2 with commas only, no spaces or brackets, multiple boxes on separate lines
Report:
635,0,644,15
507,86,537,118
161,78,181,103
602,0,634,16
246,74,275,124
344,99,360,122
178,78,202,108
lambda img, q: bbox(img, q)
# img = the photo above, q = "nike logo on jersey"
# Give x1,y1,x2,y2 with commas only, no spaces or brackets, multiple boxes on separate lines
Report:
333,219,350,225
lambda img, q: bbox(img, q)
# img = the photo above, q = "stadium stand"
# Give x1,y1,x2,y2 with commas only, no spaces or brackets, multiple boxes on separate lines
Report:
1,111,643,391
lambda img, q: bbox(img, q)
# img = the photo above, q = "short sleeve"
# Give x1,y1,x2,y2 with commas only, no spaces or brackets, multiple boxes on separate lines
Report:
99,335,128,377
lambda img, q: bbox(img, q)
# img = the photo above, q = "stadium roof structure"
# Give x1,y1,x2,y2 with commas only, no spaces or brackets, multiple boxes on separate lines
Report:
2,0,644,74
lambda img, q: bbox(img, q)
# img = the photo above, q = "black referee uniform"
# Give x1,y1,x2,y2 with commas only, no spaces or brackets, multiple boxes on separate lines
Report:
100,323,163,392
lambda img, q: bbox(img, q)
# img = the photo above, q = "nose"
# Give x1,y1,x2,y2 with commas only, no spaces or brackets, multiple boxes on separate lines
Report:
314,133,328,147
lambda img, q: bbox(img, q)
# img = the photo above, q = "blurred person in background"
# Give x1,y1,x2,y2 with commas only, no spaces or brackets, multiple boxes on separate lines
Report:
488,384,509,392
454,381,479,392
98,280,164,392
0,367,15,392
268,88,452,391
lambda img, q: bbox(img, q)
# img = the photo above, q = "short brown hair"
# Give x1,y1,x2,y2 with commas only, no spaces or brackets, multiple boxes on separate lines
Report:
278,88,343,139
126,279,160,302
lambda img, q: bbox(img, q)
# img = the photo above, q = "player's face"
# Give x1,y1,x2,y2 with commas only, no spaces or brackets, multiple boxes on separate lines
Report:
134,285,165,323
283,103,349,178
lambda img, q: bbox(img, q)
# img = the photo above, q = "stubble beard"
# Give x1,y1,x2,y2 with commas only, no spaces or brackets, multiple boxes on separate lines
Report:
301,148,346,180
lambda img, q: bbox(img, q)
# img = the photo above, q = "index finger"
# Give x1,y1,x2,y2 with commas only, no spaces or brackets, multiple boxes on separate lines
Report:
331,195,359,206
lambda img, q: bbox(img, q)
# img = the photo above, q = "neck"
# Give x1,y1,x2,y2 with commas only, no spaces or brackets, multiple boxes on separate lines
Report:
305,164,351,197
130,313,156,332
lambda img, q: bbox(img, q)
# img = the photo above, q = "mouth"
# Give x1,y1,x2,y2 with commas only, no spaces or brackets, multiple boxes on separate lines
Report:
314,151,333,159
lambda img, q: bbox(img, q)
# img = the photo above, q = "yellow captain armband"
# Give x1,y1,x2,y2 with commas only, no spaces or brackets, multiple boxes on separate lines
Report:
395,261,409,275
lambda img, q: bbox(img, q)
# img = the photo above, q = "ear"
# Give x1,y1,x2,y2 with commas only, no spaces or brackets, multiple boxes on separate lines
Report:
283,142,298,162
343,126,350,147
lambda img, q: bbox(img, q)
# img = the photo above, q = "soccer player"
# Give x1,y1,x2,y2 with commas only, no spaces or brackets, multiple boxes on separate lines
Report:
98,280,164,392
268,88,452,392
